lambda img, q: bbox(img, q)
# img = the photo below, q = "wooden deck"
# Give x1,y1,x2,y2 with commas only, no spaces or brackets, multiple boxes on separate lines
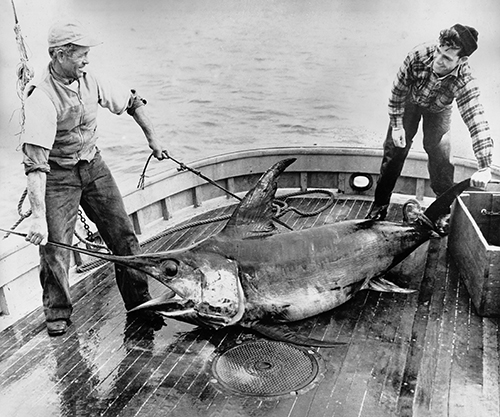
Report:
0,195,499,417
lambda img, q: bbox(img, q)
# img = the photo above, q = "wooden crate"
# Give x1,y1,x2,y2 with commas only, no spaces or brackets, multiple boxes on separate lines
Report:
448,192,500,316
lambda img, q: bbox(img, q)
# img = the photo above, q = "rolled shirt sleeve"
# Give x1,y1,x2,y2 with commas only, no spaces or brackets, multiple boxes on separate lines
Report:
96,76,133,115
22,143,51,175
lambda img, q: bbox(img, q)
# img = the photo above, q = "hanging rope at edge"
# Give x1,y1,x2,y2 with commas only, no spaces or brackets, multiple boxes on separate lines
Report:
3,1,35,239
11,0,35,132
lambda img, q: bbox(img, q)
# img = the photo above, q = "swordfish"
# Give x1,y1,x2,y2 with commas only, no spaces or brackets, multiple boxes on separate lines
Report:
2,159,471,346
125,158,470,346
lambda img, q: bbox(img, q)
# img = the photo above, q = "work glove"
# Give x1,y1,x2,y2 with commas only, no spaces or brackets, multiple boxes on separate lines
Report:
392,127,406,148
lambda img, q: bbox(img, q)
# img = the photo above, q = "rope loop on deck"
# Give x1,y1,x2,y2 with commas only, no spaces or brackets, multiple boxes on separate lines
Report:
273,190,336,218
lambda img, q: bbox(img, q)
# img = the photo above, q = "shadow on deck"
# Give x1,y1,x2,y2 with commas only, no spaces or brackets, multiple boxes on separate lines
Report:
0,196,499,417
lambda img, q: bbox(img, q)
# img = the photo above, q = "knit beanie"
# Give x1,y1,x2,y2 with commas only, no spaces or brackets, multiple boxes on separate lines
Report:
451,24,478,56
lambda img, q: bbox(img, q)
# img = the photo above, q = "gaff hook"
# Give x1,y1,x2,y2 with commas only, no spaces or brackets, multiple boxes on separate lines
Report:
137,153,293,231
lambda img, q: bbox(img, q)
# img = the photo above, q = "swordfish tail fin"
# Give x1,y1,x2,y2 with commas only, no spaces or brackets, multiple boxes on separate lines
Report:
423,178,471,223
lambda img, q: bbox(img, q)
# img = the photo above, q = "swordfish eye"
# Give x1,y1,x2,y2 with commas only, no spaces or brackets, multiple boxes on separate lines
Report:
161,259,179,277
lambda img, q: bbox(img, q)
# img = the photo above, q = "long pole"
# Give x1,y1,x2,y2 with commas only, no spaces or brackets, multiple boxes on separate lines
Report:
168,155,243,201
167,155,293,231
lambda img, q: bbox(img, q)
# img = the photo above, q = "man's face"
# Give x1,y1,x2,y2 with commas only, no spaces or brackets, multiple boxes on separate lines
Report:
432,44,466,76
59,46,90,80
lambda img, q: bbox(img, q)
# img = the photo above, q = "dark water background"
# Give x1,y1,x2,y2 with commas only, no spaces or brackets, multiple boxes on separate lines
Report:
1,0,499,231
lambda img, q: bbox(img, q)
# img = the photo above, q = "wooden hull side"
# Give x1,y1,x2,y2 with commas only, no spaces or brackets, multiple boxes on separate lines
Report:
449,194,500,316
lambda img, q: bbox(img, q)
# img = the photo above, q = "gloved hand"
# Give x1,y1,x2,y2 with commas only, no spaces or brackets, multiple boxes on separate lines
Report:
392,127,406,148
470,167,491,190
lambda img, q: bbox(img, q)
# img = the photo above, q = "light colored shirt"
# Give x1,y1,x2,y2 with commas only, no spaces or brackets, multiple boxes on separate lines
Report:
22,64,131,171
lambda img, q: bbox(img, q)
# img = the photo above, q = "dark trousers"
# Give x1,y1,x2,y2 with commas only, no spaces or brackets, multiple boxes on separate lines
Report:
40,152,150,322
374,102,455,206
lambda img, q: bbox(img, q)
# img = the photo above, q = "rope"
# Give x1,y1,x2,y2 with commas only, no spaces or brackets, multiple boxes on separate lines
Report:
2,189,111,252
273,190,336,217
3,1,35,239
11,0,34,137
3,189,32,239
137,153,154,189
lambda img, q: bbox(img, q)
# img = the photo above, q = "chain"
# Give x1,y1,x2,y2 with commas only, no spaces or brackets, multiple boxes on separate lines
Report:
78,209,94,241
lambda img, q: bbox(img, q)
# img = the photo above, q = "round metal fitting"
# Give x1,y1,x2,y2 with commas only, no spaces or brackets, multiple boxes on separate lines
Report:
349,173,373,192
209,340,325,399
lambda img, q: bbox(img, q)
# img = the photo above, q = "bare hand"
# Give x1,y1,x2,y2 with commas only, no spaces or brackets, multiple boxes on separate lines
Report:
149,139,169,160
470,168,491,190
391,127,406,148
26,216,48,246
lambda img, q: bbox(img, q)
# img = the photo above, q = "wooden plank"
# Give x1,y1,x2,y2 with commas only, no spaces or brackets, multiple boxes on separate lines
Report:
449,198,489,315
396,238,444,416
409,241,451,417
482,317,500,415
415,178,426,201
0,266,117,380
448,267,485,417
161,197,172,220
483,250,500,315
426,246,460,415
488,194,500,246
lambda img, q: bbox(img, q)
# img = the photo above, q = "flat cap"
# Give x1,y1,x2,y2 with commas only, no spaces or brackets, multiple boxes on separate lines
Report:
48,21,101,48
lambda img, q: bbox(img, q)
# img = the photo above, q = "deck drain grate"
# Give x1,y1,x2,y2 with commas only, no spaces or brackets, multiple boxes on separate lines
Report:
210,340,324,398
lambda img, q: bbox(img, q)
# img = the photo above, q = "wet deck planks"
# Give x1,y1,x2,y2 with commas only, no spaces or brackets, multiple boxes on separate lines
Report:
0,196,499,417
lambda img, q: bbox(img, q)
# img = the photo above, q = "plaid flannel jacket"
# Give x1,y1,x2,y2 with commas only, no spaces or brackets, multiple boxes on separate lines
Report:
389,42,493,169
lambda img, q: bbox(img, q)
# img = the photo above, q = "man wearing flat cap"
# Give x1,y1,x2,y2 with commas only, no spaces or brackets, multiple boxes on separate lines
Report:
21,21,168,336
367,23,494,221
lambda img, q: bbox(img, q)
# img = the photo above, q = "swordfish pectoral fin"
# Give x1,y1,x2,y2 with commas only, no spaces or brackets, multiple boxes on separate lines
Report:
248,322,346,348
365,276,416,293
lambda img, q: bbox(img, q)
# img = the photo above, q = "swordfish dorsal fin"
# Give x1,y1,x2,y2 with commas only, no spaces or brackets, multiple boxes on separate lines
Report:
220,158,296,239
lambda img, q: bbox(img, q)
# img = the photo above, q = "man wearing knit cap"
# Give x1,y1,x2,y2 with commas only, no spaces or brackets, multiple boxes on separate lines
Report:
367,23,494,222
21,21,169,336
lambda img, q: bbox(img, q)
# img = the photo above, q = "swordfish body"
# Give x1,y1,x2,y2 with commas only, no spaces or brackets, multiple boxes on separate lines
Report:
197,218,431,325
3,158,471,346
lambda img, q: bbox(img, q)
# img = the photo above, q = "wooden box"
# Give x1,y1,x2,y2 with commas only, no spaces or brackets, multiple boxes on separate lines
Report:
448,192,500,317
